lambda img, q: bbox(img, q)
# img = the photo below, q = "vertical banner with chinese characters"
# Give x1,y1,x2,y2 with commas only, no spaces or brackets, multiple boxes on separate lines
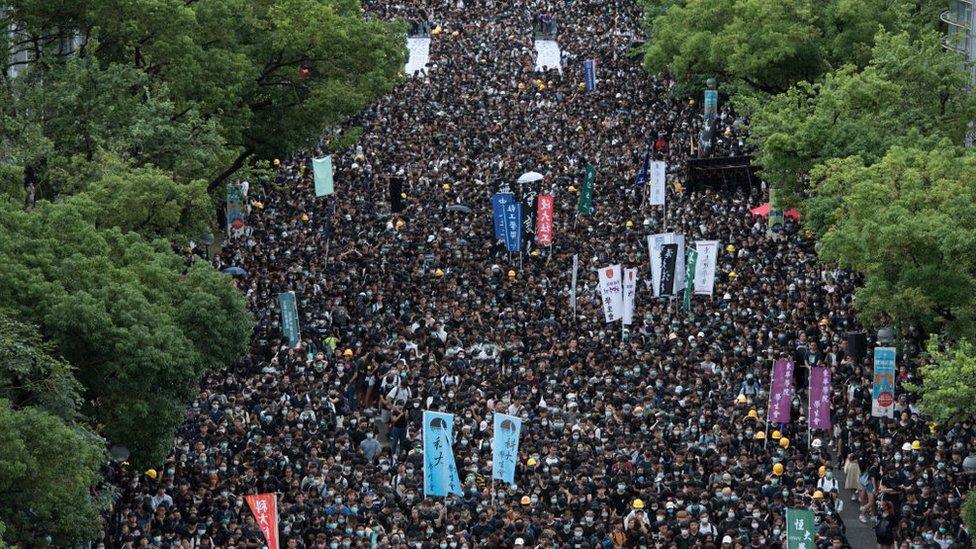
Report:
768,360,795,424
622,267,638,325
504,203,522,252
578,165,595,215
809,367,832,430
536,194,554,246
245,493,280,549
597,264,624,323
683,248,698,313
693,240,719,295
872,347,897,418
277,291,301,348
492,193,514,241
423,411,462,496
649,161,666,206
659,244,678,297
491,413,523,484
583,59,597,92
786,508,815,549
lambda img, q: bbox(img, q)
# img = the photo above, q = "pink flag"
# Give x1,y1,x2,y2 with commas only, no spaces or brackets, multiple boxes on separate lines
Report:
245,493,279,549
768,360,794,424
809,367,832,430
536,194,554,246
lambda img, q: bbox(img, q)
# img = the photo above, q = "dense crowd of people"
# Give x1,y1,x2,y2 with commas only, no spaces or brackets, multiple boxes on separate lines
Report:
103,0,975,547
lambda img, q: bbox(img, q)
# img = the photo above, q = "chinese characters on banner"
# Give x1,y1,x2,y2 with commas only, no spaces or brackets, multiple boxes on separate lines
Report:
492,193,514,241
622,268,638,325
536,194,554,246
597,264,624,323
786,508,815,549
648,233,686,297
423,411,462,497
683,248,698,313
768,360,795,424
504,203,522,252
809,367,832,430
872,347,897,418
245,493,280,549
649,161,666,206
578,165,595,215
693,240,719,296
276,291,301,348
491,413,523,484
659,244,678,297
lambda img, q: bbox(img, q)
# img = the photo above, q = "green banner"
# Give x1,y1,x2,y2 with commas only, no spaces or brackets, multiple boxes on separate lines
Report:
578,164,595,215
277,291,301,348
313,156,335,197
683,248,698,313
786,508,815,549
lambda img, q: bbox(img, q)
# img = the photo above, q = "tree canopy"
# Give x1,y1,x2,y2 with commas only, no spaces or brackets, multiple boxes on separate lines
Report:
749,31,976,196
807,144,976,340
0,196,252,464
641,0,943,95
911,337,976,426
0,0,406,194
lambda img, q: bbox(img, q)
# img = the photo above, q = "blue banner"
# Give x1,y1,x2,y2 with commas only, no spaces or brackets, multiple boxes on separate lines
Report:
492,413,522,484
423,411,462,497
505,203,522,252
872,347,896,418
492,193,514,241
583,59,596,93
634,143,651,187
312,156,334,197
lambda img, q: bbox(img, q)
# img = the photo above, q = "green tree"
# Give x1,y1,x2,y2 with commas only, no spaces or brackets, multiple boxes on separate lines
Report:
807,144,976,340
750,32,976,197
911,337,976,425
0,197,252,464
0,312,83,421
0,399,106,547
640,0,921,94
1,0,405,192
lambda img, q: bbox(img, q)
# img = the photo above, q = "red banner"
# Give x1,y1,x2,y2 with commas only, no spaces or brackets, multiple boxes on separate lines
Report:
245,493,279,549
536,194,554,246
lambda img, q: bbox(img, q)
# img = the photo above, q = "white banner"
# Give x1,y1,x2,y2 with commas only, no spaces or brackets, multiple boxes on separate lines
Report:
648,233,684,297
570,254,579,313
597,264,623,323
622,268,638,325
649,161,666,206
693,240,719,296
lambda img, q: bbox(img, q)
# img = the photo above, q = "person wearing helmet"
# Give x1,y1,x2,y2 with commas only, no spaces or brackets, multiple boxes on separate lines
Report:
624,499,650,534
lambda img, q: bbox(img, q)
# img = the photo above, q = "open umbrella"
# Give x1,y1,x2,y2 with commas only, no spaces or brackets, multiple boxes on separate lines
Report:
221,266,249,277
446,204,473,214
749,202,800,220
517,171,544,184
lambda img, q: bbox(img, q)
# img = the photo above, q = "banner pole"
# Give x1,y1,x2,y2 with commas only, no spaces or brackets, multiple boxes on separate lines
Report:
764,358,774,450
808,367,813,448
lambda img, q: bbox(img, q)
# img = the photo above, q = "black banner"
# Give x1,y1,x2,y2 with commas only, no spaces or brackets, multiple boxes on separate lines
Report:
659,243,678,297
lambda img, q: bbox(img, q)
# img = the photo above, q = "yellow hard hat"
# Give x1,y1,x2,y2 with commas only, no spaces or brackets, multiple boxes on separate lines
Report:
521,495,531,505
747,409,758,419
754,431,765,440
625,220,634,228
578,82,586,90
779,437,790,449
432,26,442,35
400,193,407,199
633,499,645,510
273,158,281,167
442,183,451,191
343,348,353,357
146,469,158,479
527,458,538,467
530,250,539,257
728,271,737,279
395,219,405,229
736,394,748,404
813,490,824,500
434,268,445,277
451,30,459,37
912,440,921,450
300,214,309,222
771,430,782,440
772,463,783,476
689,99,696,105
508,270,516,278
568,185,577,192
726,244,736,253
535,79,544,87
818,465,827,477
253,201,264,209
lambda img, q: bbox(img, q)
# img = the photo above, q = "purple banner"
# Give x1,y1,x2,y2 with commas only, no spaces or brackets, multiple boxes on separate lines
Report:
768,360,794,424
809,367,832,430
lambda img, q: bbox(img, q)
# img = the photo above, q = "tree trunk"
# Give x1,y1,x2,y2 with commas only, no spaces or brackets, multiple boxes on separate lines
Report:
208,148,252,193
